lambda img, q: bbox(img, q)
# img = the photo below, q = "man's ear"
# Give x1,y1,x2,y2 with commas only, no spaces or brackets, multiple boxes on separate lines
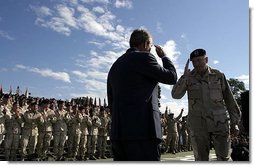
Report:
144,41,149,49
205,56,208,63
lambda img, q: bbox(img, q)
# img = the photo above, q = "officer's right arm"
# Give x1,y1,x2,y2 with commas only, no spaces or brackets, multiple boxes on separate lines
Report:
171,75,187,99
172,59,189,99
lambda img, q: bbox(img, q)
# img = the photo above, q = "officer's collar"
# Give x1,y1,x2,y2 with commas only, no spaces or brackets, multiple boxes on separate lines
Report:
191,65,212,77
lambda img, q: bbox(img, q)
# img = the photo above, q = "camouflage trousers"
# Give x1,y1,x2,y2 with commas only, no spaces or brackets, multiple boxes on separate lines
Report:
36,131,52,157
190,130,230,161
0,133,4,146
53,131,67,158
87,135,97,156
78,134,87,158
20,134,38,159
182,131,189,147
4,133,20,160
67,132,81,158
165,132,178,152
97,136,107,157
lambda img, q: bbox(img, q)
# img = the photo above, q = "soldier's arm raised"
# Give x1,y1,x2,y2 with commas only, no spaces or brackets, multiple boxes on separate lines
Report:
175,108,184,122
171,59,189,99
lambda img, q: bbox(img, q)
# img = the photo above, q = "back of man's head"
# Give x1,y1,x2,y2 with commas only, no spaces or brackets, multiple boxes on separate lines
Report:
129,29,151,48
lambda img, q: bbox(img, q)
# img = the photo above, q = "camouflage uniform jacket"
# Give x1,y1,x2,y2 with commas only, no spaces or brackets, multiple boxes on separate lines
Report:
5,111,23,134
52,109,68,133
0,104,12,135
87,115,101,136
80,113,92,135
66,112,83,135
172,66,241,133
22,109,42,136
166,115,182,134
38,108,56,132
0,106,6,135
98,116,109,136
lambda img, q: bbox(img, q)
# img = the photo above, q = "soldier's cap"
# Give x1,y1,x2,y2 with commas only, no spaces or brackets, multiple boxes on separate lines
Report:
42,99,50,105
169,113,174,116
66,102,71,106
58,100,64,104
30,100,37,106
190,48,206,61
99,106,105,110
79,106,85,110
3,94,10,98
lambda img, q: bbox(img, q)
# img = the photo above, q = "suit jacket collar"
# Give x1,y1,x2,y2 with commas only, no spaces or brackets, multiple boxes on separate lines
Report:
126,47,138,54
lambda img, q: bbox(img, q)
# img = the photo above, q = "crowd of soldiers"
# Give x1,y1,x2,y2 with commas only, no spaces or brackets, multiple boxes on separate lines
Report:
0,87,196,161
0,89,111,161
0,87,248,161
161,107,193,155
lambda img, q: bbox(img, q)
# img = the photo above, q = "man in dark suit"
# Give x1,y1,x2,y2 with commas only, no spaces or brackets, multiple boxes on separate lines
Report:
107,29,177,161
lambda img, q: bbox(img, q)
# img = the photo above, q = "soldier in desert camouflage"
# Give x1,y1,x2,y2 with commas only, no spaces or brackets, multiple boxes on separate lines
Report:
78,106,92,160
36,99,56,159
66,104,83,159
87,107,101,160
20,100,42,161
165,109,184,154
97,107,109,159
171,48,241,161
0,94,12,147
4,101,22,161
52,100,68,160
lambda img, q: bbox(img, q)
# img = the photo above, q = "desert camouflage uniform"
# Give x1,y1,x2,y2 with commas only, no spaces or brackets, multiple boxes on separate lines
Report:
0,106,7,147
0,104,12,146
165,111,183,154
172,66,241,161
78,111,92,160
4,110,22,160
66,111,83,158
87,111,101,160
20,106,42,160
181,117,189,151
36,108,56,158
97,111,109,159
52,108,68,159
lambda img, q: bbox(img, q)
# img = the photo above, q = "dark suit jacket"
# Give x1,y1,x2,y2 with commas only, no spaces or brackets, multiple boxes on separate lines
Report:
107,48,177,141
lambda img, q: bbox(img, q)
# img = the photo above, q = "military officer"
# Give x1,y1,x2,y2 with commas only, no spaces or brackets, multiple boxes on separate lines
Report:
171,48,241,161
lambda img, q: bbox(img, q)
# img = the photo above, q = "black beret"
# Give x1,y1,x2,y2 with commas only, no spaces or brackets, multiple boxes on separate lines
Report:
190,48,206,61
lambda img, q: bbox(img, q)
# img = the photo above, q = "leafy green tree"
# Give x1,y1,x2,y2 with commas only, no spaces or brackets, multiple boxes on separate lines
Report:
227,78,246,106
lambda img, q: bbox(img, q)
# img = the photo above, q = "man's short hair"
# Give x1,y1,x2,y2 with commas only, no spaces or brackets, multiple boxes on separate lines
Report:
129,29,151,48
